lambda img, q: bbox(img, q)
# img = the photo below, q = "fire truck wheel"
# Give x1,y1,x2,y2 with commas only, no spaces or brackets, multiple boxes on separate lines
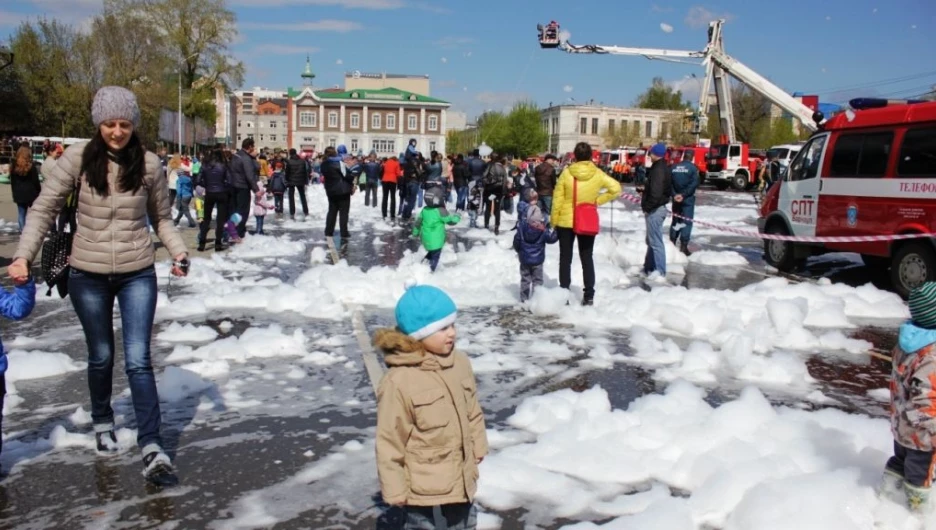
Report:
732,172,749,191
764,224,797,272
890,242,936,299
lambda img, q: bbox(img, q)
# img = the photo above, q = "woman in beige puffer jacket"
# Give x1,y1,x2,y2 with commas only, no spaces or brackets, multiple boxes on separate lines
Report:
8,86,188,488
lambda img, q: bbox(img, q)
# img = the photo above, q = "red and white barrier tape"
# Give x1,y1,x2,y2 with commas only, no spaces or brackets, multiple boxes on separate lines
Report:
617,192,936,243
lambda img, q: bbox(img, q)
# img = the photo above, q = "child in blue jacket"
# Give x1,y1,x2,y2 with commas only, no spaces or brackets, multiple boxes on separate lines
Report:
513,189,558,302
0,275,36,467
173,171,196,228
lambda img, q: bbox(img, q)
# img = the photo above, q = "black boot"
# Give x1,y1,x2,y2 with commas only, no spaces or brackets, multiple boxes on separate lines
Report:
95,430,119,455
582,297,594,306
143,449,179,488
680,241,692,256
215,242,226,252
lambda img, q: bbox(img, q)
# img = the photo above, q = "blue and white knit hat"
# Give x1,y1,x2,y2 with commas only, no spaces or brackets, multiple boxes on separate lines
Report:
909,282,936,330
395,284,457,340
91,86,141,128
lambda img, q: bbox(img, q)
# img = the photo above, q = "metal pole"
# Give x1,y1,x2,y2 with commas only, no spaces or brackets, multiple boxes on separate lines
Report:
178,56,183,155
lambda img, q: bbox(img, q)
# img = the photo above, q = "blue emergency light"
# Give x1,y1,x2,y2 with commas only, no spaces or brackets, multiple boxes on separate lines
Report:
850,98,927,110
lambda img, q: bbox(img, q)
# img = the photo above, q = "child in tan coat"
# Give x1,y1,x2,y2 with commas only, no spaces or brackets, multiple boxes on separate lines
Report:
375,285,488,529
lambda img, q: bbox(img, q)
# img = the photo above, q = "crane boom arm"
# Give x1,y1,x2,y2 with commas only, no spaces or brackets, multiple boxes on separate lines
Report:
562,42,705,61
707,50,820,132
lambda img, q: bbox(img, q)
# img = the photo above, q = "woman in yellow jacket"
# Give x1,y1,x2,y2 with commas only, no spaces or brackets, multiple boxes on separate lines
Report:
550,142,622,305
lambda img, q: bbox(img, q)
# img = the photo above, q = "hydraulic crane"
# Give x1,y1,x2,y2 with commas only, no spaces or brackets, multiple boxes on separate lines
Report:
536,19,825,143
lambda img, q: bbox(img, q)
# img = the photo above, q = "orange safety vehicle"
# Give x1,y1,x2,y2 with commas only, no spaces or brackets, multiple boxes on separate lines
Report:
758,98,936,298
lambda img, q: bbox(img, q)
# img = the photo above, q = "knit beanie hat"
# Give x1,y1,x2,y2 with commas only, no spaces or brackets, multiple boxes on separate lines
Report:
649,143,667,157
91,86,141,128
909,282,936,330
395,285,457,340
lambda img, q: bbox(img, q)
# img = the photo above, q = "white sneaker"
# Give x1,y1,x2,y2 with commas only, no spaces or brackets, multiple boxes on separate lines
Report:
645,271,668,285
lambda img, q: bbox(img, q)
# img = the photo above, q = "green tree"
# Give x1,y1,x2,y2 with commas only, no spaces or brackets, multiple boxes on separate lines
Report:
601,123,642,149
635,77,691,110
766,117,800,147
501,101,548,158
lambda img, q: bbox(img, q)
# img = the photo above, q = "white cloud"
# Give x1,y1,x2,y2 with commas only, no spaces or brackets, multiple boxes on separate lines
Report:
463,87,468,92
563,85,574,93
660,22,674,33
336,58,343,65
825,15,831,21
231,0,402,6
440,57,448,63
911,24,917,29
241,19,362,32
685,6,735,28
872,7,878,13
253,44,318,55
668,75,703,104
464,51,473,58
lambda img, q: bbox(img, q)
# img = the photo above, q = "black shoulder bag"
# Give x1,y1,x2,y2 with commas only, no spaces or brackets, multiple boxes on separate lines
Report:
40,177,81,298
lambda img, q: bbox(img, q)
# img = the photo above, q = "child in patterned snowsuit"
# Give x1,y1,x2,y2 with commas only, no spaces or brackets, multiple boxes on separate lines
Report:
882,282,936,513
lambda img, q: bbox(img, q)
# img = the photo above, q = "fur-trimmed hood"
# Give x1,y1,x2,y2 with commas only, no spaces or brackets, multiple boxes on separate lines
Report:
373,328,454,370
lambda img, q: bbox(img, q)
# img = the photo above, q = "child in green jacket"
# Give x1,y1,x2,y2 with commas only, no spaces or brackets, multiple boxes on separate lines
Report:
413,186,460,272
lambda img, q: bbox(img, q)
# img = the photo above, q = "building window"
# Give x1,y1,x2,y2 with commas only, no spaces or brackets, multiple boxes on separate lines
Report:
328,112,338,128
303,137,313,142
350,113,360,129
408,114,417,130
645,121,652,137
328,138,337,147
429,141,437,152
271,134,277,142
260,134,265,141
591,118,598,135
372,113,381,129
350,139,359,152
237,134,242,141
428,115,438,131
372,139,379,153
608,119,615,133
237,120,242,128
580,117,587,134
389,140,396,154
269,121,277,128
387,114,396,130
552,118,558,135
661,122,668,140
300,111,315,127
621,120,628,133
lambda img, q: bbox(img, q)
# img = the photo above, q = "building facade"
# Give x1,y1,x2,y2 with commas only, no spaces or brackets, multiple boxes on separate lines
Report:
287,86,450,156
231,88,290,150
344,72,431,96
541,104,689,154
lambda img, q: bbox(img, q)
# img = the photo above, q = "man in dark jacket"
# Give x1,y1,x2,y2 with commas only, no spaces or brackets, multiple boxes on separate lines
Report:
229,138,259,237
642,143,672,278
534,154,558,214
467,149,486,182
362,152,382,208
322,145,357,251
669,150,699,256
284,148,309,219
452,154,471,211
400,152,425,220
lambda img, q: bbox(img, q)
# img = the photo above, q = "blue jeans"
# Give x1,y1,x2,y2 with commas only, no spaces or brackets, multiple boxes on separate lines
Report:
669,201,694,244
255,215,265,234
417,187,424,208
69,266,163,449
538,196,552,217
404,503,477,530
456,186,468,211
16,203,30,232
644,206,668,275
425,249,442,272
402,181,420,219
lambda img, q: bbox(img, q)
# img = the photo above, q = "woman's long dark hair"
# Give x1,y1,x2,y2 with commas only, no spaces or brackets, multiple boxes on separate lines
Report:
80,131,146,197
204,146,227,167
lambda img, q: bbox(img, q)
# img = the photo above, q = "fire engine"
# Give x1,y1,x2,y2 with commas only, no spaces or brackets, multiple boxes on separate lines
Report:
758,98,936,298
536,18,824,192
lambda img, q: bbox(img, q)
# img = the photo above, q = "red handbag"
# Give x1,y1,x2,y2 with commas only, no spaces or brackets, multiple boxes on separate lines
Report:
572,178,600,236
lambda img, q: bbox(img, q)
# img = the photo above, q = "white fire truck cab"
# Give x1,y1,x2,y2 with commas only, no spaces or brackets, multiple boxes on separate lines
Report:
758,98,936,298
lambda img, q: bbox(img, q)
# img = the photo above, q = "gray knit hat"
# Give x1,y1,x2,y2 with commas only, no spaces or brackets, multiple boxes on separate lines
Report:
91,86,141,128
909,282,936,330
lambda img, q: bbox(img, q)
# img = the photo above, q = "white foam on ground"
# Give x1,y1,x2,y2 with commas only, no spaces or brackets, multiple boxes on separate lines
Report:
5,350,87,382
477,381,929,528
156,322,219,343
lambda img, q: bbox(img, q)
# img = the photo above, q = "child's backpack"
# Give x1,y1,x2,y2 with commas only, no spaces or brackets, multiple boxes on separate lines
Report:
269,172,287,193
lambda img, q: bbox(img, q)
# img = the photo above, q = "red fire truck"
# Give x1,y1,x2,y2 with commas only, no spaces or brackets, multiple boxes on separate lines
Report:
758,98,936,298
706,139,764,191
670,145,710,184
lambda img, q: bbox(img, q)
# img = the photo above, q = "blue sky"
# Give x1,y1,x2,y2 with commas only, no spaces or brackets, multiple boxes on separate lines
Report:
2,0,934,119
